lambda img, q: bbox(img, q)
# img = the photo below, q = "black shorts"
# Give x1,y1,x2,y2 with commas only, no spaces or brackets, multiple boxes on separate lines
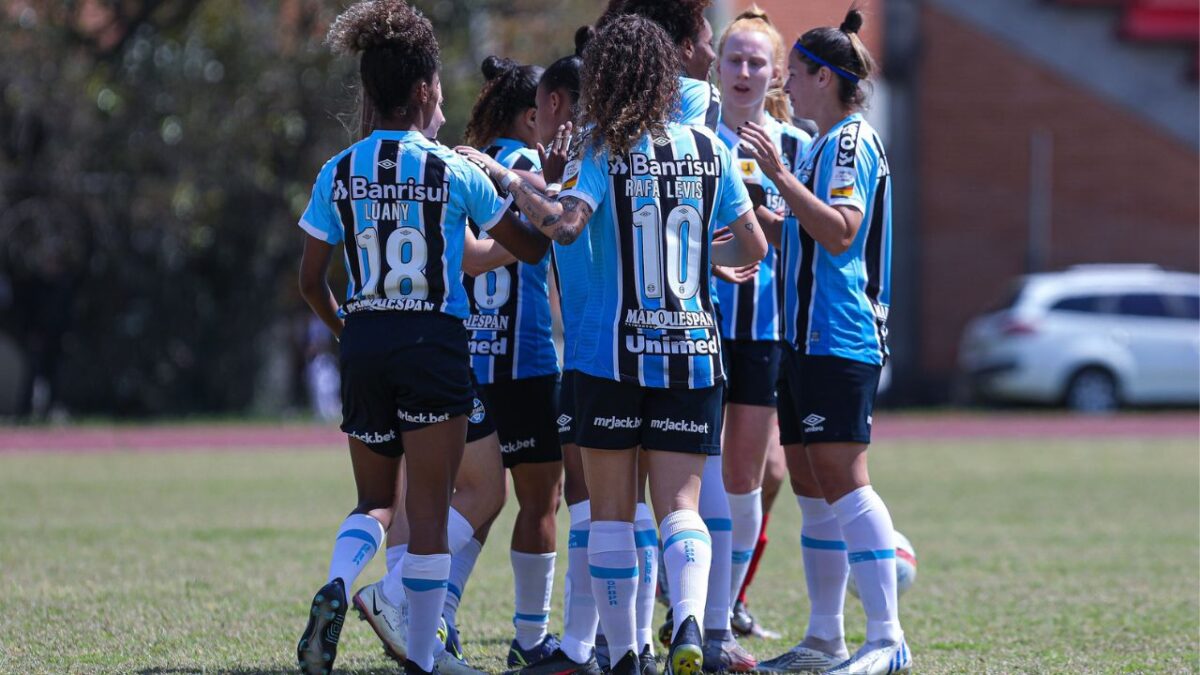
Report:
340,312,474,457
574,372,722,455
483,374,563,468
776,348,881,446
558,369,579,446
723,339,781,407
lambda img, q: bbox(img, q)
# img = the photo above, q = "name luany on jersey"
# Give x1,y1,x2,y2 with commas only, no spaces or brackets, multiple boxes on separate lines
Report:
334,139,448,315
463,139,558,384
784,114,892,365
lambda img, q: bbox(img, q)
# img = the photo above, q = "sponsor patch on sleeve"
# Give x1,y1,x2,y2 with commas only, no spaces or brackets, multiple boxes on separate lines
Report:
830,165,856,199
835,121,861,168
562,158,581,189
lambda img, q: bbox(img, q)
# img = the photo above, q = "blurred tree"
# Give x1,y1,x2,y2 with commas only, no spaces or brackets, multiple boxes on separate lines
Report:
0,0,599,418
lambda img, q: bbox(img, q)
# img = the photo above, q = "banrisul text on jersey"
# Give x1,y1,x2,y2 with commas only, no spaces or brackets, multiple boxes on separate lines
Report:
715,118,811,342
781,113,892,365
560,122,753,389
299,129,511,319
463,138,559,384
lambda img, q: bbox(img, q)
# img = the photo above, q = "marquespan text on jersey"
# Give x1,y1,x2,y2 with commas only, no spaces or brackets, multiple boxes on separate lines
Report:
344,298,438,313
624,309,715,331
464,314,511,331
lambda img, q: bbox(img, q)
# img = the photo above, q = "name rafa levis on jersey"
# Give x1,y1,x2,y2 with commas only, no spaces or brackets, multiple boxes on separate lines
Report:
559,122,753,389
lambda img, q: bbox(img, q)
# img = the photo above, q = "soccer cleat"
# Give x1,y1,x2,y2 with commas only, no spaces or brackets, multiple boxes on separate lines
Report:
611,649,642,675
297,578,347,675
436,646,488,674
666,615,703,675
508,633,563,668
443,617,464,661
730,601,781,640
657,608,674,650
505,647,604,675
821,640,911,675
701,637,757,672
353,580,408,663
639,644,659,675
757,641,849,673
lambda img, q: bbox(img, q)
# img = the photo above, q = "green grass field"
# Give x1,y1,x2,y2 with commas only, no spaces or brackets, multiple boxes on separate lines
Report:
1,437,1197,674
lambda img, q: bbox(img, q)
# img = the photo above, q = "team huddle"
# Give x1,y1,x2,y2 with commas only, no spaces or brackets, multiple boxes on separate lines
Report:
294,1,904,674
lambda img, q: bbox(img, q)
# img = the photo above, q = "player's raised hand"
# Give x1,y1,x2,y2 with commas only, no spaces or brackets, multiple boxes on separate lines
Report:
737,121,787,182
537,121,573,185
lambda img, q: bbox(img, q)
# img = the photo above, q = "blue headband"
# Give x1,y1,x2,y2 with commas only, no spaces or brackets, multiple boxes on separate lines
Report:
792,41,861,85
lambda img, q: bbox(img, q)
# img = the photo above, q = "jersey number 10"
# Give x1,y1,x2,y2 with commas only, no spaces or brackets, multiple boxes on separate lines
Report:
355,226,429,299
632,204,704,300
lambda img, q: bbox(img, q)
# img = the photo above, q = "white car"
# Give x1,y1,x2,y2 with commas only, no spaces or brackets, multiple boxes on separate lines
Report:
958,265,1200,412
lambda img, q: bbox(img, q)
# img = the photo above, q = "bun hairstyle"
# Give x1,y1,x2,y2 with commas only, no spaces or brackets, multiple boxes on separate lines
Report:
538,25,593,112
327,0,440,123
717,5,791,122
794,7,876,108
463,55,544,147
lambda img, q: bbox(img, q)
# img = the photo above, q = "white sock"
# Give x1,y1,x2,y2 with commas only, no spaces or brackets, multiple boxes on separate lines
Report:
831,486,902,644
589,520,639,660
699,456,732,638
512,550,557,649
326,514,385,603
562,501,599,664
385,544,408,573
727,488,762,602
402,553,452,672
660,509,712,640
634,502,659,652
444,538,482,625
797,495,848,643
382,508,474,607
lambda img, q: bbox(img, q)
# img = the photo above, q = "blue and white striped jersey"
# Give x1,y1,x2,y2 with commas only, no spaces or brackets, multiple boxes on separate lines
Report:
780,113,892,365
714,118,811,342
560,122,753,389
464,138,559,384
300,129,511,320
677,76,721,131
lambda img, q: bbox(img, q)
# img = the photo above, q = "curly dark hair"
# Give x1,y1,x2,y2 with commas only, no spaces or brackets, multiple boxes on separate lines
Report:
599,0,711,46
463,56,544,148
326,0,440,120
580,14,680,156
795,9,877,108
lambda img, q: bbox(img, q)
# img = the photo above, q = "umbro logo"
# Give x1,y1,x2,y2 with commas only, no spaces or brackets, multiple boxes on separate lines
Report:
557,414,572,431
378,159,397,170
802,414,825,432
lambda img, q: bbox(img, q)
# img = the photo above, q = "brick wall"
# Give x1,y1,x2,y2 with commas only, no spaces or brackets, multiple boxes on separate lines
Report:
918,6,1200,380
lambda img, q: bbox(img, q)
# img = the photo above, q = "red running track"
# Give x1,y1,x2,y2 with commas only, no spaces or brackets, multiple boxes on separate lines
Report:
0,412,1195,454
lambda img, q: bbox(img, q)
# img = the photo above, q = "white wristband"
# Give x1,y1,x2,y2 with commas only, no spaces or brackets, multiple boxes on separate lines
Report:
499,170,517,192
545,182,562,196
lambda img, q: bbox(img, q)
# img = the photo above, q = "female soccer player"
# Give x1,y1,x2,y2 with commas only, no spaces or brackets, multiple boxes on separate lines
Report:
459,15,767,675
295,3,547,674
739,9,910,675
459,54,568,670
705,7,813,671
598,0,719,130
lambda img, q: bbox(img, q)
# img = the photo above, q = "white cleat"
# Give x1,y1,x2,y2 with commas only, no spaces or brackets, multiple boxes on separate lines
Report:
822,640,911,675
353,580,408,663
757,644,848,673
435,646,487,674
